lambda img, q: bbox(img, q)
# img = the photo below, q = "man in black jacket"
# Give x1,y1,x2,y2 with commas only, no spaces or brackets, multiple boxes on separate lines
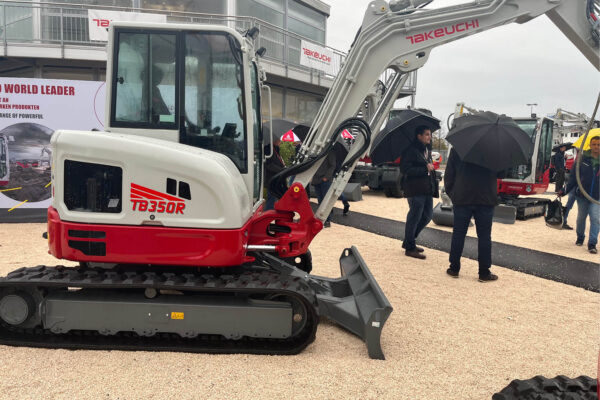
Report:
552,145,567,192
444,148,498,282
400,126,437,259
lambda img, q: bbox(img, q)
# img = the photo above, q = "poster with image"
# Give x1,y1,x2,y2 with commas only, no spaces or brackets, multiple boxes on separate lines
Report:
0,78,106,222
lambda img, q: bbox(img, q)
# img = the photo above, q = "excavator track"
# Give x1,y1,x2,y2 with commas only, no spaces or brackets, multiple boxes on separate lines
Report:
0,265,318,355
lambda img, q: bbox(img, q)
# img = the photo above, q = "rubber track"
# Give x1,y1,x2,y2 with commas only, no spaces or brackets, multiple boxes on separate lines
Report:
493,375,598,400
0,265,318,355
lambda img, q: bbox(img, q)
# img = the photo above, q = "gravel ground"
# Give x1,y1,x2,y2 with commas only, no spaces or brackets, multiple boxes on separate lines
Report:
337,187,598,263
0,222,597,400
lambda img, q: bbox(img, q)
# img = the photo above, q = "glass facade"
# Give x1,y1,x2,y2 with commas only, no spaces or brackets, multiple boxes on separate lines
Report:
261,85,323,124
142,0,226,14
236,0,327,44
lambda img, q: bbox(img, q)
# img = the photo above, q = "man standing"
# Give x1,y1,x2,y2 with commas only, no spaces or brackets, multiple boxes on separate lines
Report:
552,145,567,192
444,148,499,282
559,136,600,254
400,126,436,259
264,138,285,211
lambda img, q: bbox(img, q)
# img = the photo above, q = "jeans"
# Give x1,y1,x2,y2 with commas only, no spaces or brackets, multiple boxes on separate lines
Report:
314,180,332,222
563,191,576,223
449,205,494,276
403,195,433,250
576,196,600,247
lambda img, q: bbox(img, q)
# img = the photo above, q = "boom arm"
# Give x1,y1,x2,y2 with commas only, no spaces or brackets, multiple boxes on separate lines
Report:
290,0,599,222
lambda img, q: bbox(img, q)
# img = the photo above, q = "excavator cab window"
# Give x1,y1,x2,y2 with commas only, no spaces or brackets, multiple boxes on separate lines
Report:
535,118,554,183
181,32,248,174
504,119,537,180
250,61,262,202
112,31,177,127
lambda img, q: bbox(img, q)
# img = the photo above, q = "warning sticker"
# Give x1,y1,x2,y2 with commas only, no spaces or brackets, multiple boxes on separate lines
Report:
171,312,184,320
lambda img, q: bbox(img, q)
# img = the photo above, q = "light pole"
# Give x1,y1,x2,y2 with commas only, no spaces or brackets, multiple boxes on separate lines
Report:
526,103,537,117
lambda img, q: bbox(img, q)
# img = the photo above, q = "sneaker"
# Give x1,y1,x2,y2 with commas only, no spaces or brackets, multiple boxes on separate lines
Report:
589,246,598,254
575,239,584,246
415,246,425,253
562,223,573,230
324,220,331,228
446,268,459,278
405,249,426,259
342,203,350,216
478,273,498,282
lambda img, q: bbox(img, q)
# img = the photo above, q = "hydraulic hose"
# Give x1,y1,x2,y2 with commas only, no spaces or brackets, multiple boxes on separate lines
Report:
269,118,372,199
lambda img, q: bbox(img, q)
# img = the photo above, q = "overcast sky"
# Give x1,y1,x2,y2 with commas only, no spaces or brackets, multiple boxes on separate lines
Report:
324,0,599,132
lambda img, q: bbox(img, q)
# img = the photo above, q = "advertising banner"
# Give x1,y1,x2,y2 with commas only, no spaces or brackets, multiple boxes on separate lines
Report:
300,40,335,75
88,9,167,41
0,78,106,222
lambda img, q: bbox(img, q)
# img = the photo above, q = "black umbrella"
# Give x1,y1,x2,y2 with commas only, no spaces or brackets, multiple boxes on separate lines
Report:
446,111,533,172
552,142,574,152
262,119,298,145
370,109,441,165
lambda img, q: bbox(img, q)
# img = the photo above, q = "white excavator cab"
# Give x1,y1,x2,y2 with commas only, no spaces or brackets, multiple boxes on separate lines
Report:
105,23,263,208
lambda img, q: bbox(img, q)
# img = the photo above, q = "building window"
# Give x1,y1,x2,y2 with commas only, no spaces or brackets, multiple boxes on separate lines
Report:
284,88,322,124
287,0,326,43
262,85,283,121
142,0,225,14
236,0,284,28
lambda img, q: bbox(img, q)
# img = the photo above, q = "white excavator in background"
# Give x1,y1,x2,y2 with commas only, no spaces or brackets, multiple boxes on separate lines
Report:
551,108,599,145
0,0,597,363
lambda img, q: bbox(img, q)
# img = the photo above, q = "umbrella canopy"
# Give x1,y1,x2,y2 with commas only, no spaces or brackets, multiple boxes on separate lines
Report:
572,128,600,151
446,111,532,172
370,109,441,166
552,142,574,152
262,119,297,145
280,130,302,143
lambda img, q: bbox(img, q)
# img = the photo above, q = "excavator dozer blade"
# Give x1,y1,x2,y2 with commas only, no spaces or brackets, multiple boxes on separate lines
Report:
308,246,393,360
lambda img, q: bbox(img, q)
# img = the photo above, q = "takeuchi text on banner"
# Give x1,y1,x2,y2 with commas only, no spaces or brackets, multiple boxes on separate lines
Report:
88,9,167,41
300,40,336,75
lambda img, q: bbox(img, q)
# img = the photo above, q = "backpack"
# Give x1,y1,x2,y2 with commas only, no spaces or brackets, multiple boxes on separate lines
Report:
544,199,563,229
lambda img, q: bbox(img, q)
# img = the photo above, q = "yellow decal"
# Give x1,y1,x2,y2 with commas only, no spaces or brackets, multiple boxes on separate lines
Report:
171,312,184,320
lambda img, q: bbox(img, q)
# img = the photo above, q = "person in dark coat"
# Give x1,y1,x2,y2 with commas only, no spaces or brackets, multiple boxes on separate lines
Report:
559,136,600,254
399,126,437,259
552,145,567,193
444,148,499,282
264,138,285,210
311,151,337,227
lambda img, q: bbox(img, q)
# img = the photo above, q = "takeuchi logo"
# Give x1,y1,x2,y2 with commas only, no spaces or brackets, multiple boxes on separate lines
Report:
130,183,185,214
302,47,331,64
406,19,480,44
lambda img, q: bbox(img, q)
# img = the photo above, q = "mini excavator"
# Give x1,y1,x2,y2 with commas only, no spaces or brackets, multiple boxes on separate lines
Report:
0,0,597,359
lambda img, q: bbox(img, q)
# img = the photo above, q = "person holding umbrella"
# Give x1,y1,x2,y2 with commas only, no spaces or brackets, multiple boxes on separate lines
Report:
444,111,533,282
400,125,437,259
552,144,568,193
264,137,285,210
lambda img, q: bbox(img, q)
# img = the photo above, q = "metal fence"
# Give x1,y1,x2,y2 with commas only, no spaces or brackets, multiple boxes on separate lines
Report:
0,1,416,91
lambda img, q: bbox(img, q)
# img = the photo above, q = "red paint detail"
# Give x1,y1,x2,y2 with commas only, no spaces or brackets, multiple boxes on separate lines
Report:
131,183,183,202
247,183,321,259
47,207,250,267
131,188,166,201
0,180,8,187
359,156,372,164
497,180,548,196
406,19,479,44
281,130,297,142
341,129,354,139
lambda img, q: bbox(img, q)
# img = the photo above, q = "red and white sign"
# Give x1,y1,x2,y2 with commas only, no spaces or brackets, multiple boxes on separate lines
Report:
88,9,167,41
281,130,301,143
341,129,355,139
130,183,185,215
300,40,335,75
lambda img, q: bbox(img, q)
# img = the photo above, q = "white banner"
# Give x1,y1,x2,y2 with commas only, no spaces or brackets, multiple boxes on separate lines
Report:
300,40,335,75
88,9,167,41
0,78,106,217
